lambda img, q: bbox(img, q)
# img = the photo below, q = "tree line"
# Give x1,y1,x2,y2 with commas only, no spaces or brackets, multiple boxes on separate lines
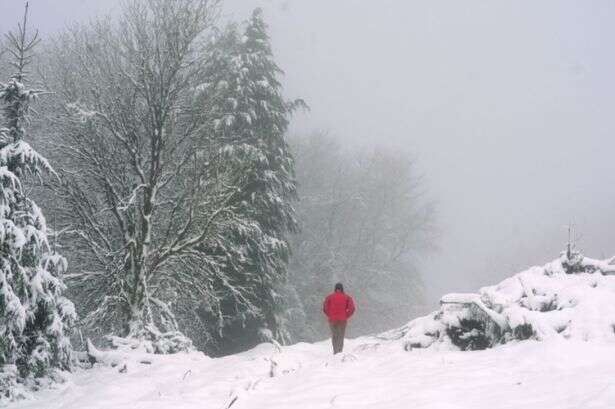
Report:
0,0,434,394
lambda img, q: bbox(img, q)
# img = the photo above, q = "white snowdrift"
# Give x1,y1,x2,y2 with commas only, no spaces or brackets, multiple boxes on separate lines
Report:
385,251,615,351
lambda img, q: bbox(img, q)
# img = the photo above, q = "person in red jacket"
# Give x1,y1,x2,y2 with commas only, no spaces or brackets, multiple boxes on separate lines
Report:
323,282,355,354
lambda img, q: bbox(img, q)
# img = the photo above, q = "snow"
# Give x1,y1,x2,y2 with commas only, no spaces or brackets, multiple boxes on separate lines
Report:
6,337,615,409
6,254,615,408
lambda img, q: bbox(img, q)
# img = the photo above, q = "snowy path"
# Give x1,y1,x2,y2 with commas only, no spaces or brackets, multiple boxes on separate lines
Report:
10,338,615,409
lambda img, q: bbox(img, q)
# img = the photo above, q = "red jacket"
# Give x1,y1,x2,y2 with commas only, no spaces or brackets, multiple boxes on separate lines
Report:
323,290,355,321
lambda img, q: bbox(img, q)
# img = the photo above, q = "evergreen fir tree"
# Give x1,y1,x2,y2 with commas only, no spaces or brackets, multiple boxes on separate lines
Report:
199,9,305,352
0,6,75,395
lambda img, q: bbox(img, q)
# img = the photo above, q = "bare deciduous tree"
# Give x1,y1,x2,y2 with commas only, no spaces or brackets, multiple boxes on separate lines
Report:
39,0,266,346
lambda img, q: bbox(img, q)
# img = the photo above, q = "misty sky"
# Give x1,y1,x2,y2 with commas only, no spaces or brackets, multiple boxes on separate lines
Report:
2,0,614,309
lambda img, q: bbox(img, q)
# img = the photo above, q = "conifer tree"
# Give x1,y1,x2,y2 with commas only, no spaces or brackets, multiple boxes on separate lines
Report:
198,9,305,352
0,5,75,394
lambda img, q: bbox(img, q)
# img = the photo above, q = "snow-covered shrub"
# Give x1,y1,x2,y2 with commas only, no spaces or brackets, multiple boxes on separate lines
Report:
561,247,587,274
446,320,490,350
102,326,194,356
512,323,534,340
83,330,194,373
0,365,22,402
145,328,194,355
437,294,505,351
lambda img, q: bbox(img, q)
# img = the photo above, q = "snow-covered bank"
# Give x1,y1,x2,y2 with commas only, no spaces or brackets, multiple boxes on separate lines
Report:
390,252,615,351
8,337,615,409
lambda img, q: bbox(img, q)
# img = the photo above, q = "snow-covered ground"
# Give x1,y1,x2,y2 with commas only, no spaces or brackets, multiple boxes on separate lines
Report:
9,336,615,409
8,253,615,408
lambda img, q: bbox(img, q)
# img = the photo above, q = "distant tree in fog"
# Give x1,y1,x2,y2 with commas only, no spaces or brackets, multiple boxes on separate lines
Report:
287,132,436,340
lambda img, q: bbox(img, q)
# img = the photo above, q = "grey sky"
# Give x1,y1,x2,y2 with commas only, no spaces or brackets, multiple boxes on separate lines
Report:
2,0,614,308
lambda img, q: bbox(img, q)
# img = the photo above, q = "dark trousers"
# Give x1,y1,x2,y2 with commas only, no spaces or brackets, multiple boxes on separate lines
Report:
329,320,347,354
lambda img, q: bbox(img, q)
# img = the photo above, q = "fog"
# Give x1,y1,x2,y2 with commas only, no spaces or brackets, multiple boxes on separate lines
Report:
2,0,614,309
